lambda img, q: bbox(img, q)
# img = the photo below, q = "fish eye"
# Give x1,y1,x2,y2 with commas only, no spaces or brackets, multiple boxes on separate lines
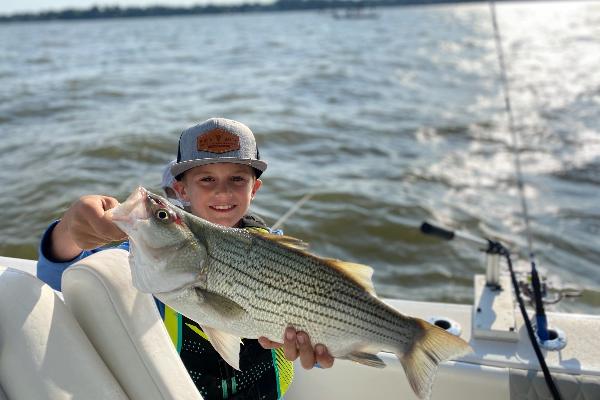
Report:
155,209,170,221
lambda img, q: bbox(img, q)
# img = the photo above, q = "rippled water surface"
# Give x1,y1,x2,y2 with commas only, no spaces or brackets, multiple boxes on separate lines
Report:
1,2,599,313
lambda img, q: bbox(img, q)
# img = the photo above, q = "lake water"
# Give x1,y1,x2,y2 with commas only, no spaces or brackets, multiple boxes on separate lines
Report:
1,1,599,314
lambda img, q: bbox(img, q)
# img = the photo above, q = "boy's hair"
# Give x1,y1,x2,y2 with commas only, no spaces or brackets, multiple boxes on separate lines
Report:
172,118,266,181
175,166,260,182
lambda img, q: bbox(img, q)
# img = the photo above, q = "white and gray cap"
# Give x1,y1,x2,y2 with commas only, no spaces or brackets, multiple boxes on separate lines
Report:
171,118,267,179
161,159,177,190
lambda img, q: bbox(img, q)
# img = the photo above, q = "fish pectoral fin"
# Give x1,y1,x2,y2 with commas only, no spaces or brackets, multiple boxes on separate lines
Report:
202,326,243,371
324,259,376,296
196,289,247,319
343,351,386,368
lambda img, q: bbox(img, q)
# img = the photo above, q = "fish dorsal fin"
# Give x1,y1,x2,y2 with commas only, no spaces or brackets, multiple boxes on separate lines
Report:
250,230,309,251
250,229,374,295
324,258,376,296
271,235,309,251
201,326,243,371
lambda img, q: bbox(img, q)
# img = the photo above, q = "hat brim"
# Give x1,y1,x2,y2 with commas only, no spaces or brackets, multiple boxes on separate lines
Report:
171,158,267,179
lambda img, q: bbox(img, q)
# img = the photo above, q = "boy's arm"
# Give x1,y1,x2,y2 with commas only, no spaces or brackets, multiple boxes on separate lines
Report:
49,195,126,261
37,195,127,291
49,218,85,261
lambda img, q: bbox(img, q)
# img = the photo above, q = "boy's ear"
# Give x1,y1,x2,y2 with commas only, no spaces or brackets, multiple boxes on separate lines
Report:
251,179,262,199
173,180,189,201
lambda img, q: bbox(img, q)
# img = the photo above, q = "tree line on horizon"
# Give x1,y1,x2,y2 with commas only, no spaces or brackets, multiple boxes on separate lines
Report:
1,0,492,22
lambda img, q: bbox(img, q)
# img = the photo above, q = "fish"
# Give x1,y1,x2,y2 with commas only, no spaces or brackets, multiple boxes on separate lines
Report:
111,186,472,399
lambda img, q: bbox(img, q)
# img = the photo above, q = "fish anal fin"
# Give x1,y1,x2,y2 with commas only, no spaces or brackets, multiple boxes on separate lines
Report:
399,318,472,400
202,326,243,371
344,351,386,368
325,259,376,296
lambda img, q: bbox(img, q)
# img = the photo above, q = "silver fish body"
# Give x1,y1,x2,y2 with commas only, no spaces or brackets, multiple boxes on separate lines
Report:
112,187,471,399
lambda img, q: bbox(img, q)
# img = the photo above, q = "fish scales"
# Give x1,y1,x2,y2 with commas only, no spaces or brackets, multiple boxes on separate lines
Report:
203,227,417,350
211,248,368,342
250,236,413,339
111,187,473,400
238,235,407,345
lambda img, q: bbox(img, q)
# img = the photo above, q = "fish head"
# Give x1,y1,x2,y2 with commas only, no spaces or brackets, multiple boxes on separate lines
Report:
111,186,208,294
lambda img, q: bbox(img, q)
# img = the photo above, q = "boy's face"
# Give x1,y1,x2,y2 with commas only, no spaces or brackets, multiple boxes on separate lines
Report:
174,163,262,228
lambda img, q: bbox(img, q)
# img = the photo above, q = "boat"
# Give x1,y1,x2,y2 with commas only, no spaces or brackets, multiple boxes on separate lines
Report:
331,6,379,20
2,2,598,399
1,224,599,399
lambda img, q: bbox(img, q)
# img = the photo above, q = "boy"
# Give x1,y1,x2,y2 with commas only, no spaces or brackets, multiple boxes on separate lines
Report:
37,118,333,399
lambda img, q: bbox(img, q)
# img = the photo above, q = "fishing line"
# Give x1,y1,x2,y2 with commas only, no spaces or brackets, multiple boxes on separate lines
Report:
272,192,315,231
489,1,534,256
489,2,562,399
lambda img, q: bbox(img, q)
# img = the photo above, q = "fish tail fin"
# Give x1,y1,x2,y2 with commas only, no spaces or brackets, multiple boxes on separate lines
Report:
398,318,472,400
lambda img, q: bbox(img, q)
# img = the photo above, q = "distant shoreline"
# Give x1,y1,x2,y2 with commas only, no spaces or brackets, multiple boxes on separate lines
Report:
0,0,535,23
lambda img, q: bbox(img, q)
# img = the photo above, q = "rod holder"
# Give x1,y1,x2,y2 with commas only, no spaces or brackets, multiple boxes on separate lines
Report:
537,326,567,351
486,253,501,288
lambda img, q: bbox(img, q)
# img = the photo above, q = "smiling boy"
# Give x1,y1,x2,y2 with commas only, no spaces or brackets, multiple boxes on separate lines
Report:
37,118,333,399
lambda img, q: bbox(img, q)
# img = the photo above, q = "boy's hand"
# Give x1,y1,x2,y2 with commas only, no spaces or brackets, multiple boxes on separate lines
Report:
66,195,127,248
258,327,335,369
50,195,126,261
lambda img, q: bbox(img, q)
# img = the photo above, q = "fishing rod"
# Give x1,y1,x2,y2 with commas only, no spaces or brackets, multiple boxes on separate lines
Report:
421,222,563,400
419,3,565,399
488,0,553,345
271,191,316,231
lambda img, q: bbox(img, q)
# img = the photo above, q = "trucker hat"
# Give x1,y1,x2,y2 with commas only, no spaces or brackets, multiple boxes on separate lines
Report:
171,118,267,179
161,159,177,190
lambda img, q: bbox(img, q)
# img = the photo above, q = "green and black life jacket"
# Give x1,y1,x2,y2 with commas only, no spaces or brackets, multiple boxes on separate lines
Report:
159,214,294,400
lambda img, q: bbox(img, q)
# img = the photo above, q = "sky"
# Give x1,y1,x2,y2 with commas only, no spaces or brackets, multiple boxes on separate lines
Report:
1,0,272,15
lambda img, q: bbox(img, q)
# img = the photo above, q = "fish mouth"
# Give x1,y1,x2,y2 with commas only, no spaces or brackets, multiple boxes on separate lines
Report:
111,186,151,232
146,190,172,210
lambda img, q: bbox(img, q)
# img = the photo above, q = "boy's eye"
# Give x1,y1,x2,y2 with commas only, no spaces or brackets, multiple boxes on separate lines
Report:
231,176,246,182
199,177,214,182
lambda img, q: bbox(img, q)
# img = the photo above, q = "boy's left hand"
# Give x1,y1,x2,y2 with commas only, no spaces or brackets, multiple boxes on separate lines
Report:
258,327,334,369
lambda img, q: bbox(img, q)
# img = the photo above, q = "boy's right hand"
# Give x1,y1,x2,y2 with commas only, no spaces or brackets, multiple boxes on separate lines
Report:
50,195,127,261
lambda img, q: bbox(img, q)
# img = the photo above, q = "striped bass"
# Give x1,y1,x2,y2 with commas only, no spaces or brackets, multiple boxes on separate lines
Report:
111,187,471,399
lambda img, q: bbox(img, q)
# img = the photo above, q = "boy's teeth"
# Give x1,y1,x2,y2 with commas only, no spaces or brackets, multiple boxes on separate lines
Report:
213,205,234,210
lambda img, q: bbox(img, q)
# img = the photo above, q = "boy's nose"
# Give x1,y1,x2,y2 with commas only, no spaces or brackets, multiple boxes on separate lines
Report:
214,181,233,196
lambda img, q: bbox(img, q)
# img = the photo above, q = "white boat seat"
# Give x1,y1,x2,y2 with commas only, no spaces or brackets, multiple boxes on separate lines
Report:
62,249,203,400
0,267,128,400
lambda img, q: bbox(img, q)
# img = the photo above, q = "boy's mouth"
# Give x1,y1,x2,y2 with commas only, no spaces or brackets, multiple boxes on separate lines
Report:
210,205,236,213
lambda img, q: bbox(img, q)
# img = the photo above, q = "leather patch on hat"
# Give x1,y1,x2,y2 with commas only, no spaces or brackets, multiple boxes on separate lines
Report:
197,128,240,154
